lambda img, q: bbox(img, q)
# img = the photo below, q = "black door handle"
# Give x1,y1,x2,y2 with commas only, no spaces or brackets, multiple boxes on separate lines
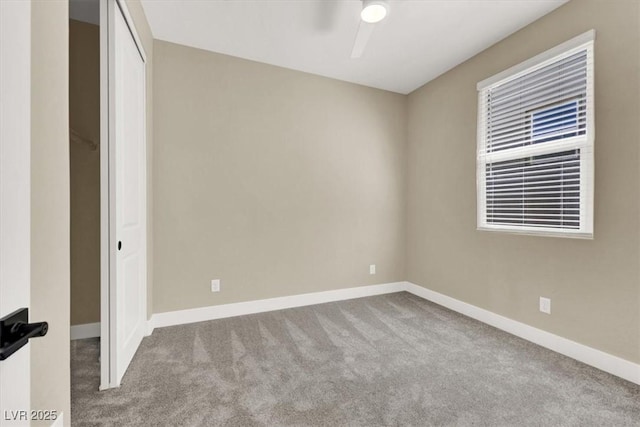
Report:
0,308,48,361
118,241,122,250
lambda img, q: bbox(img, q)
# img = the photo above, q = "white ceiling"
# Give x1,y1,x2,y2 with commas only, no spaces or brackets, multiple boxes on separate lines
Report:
140,0,568,94
70,0,99,25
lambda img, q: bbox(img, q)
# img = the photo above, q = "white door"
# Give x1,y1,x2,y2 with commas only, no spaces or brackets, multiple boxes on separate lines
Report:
0,0,31,424
102,0,147,387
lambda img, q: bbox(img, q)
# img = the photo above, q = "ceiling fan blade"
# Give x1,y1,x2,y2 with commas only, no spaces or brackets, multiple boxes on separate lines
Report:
350,21,375,59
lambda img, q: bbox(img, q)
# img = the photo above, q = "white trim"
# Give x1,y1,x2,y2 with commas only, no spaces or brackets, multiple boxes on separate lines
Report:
50,412,63,427
146,320,155,337
148,282,405,330
477,224,593,240
71,322,101,340
0,0,31,417
115,0,147,62
99,0,111,392
477,29,596,90
404,282,640,385
107,0,118,390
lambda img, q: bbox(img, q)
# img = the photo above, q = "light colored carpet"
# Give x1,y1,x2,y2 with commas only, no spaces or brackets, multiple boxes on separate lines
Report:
71,292,640,426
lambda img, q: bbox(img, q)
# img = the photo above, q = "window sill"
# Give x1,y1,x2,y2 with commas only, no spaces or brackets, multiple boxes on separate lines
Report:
477,225,593,240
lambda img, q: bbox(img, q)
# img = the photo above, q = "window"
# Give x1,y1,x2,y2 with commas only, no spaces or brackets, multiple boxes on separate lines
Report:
531,100,578,143
476,30,595,238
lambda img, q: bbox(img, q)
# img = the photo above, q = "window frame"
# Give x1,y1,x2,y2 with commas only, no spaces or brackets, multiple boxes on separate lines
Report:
476,30,595,239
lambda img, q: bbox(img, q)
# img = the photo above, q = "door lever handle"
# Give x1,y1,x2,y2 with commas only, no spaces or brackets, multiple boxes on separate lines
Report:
0,308,48,361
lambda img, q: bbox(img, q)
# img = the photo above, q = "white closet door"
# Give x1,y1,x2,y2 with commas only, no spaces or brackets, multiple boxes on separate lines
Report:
112,0,147,385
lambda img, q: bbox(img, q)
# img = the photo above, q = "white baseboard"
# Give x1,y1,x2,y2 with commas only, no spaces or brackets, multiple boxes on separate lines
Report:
70,322,100,340
148,282,405,331
403,281,640,385
146,319,155,336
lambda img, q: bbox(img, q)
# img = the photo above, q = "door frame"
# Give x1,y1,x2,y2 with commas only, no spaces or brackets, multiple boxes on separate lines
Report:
100,0,148,390
0,0,32,415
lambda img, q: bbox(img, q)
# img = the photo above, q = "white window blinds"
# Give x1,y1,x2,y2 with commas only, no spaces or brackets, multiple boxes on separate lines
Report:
477,31,595,238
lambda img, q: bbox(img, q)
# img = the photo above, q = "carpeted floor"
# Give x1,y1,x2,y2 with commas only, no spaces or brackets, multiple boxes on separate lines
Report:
71,292,640,426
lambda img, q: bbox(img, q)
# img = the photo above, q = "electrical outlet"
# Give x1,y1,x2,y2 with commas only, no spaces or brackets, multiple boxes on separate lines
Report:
369,264,376,275
539,297,551,314
211,279,220,293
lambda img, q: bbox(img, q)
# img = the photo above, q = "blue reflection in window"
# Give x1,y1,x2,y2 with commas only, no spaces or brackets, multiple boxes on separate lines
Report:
531,100,578,143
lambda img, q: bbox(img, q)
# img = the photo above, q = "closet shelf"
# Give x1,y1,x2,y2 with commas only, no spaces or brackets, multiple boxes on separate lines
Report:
70,128,98,151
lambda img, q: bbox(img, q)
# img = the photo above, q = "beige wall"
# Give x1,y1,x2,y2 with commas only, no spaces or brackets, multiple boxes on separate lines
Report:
153,41,407,313
31,0,70,424
407,0,640,364
70,19,100,326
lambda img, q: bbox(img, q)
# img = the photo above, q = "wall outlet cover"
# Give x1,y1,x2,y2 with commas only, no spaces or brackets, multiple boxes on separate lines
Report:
539,297,551,314
211,279,221,293
369,264,376,275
